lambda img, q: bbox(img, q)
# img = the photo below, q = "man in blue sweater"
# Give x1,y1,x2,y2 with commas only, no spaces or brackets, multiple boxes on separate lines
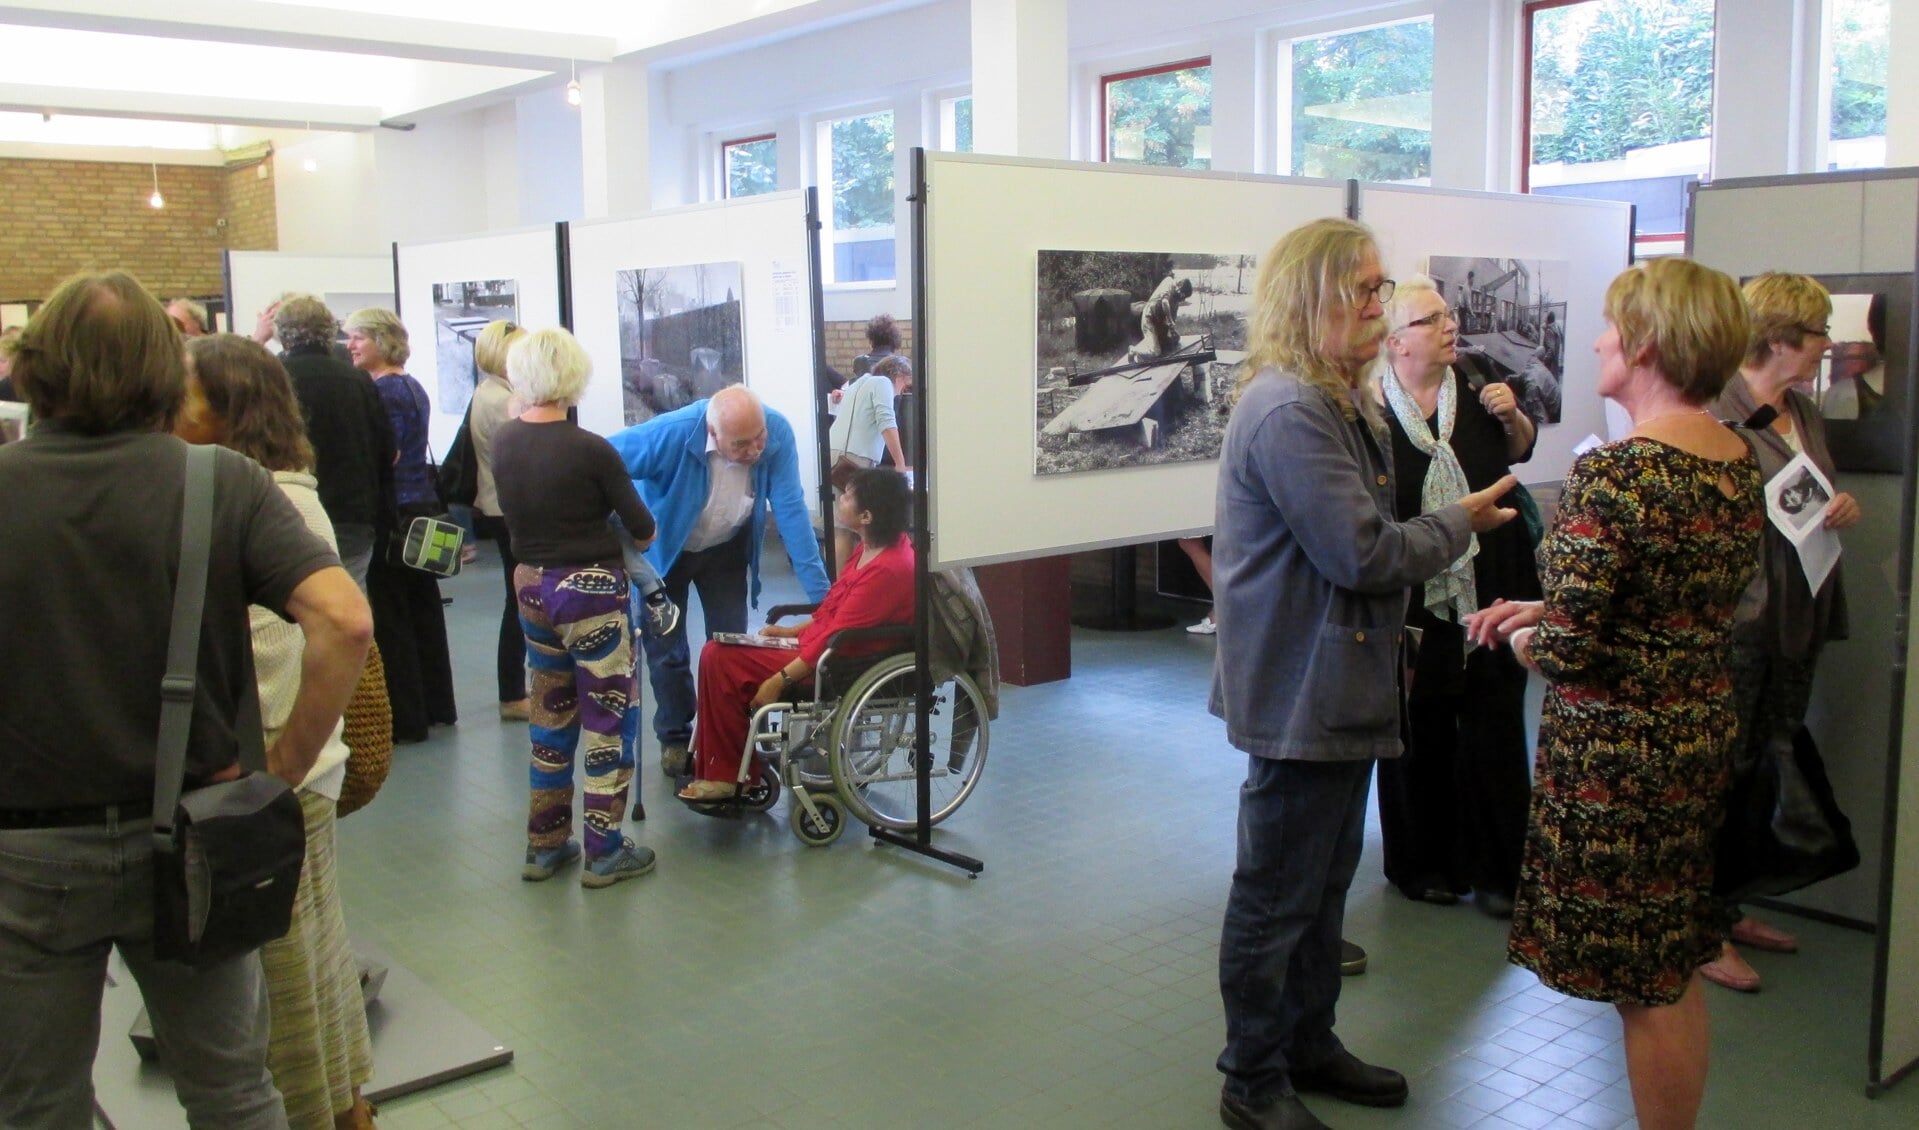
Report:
607,386,830,777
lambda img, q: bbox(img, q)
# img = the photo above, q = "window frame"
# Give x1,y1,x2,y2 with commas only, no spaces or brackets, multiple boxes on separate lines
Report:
1519,0,1713,242
719,131,778,200
812,106,899,289
1272,13,1436,184
1097,55,1212,164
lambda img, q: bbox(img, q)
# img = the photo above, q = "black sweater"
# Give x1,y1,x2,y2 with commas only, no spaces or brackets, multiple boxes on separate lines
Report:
282,345,395,531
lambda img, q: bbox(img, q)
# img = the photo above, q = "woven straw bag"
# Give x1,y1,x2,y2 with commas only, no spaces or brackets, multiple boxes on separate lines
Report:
337,641,393,817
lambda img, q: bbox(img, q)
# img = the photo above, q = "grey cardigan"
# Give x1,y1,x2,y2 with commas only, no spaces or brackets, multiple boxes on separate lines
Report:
1209,368,1472,761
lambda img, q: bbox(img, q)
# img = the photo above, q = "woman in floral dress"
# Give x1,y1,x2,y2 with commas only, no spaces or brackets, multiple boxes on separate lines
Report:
1468,258,1762,1130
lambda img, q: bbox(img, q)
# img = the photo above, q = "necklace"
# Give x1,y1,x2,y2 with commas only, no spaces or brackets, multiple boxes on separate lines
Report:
1633,407,1711,428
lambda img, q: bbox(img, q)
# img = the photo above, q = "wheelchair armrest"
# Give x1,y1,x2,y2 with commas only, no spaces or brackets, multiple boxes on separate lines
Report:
765,603,822,624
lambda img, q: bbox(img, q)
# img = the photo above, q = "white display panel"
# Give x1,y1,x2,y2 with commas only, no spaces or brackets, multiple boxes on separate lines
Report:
922,152,1346,568
1358,184,1633,487
568,193,820,508
223,251,393,341
394,225,563,459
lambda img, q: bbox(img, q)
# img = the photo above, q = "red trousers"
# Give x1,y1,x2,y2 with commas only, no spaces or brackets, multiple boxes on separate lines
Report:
690,641,807,784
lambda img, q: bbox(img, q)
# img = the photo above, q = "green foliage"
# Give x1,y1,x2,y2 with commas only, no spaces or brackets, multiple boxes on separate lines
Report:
1290,20,1433,181
725,138,777,198
1106,65,1211,169
1830,0,1888,142
830,112,895,230
1036,251,1173,320
1530,0,1714,167
954,97,974,153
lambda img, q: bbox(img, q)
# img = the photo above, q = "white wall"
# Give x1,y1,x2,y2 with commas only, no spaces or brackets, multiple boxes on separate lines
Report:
274,130,383,254
515,86,585,224
373,111,493,246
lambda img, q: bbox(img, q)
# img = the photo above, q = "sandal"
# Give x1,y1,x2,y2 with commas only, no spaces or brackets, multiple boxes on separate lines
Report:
1699,941,1761,992
677,779,738,802
1730,916,1799,954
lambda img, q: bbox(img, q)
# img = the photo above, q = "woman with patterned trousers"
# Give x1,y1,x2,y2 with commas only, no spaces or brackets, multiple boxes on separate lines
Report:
493,328,660,887
1469,259,1762,1130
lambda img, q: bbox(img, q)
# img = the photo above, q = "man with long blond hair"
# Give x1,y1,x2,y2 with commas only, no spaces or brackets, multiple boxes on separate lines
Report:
1211,218,1518,1130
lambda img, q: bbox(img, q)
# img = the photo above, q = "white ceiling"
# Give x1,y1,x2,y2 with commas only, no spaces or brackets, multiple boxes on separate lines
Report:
0,0,921,149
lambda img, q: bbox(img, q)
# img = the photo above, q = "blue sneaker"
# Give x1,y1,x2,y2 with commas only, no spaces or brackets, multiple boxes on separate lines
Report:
582,838,657,888
522,839,581,882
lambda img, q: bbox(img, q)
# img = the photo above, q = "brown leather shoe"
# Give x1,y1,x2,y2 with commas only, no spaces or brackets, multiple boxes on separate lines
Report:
1290,1049,1408,1108
1700,941,1761,992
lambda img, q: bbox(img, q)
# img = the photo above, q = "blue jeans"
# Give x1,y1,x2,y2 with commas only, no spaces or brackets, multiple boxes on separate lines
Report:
639,525,751,748
0,813,288,1129
1217,755,1372,1104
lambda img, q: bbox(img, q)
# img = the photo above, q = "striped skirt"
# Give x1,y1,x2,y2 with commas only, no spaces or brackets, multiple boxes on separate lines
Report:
262,790,375,1129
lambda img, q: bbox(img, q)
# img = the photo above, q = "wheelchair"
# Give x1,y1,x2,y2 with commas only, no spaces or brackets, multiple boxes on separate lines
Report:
682,606,991,847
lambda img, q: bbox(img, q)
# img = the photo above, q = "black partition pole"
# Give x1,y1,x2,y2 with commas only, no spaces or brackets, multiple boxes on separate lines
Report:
805,187,839,582
390,242,402,317
867,147,983,876
555,221,574,331
220,250,236,333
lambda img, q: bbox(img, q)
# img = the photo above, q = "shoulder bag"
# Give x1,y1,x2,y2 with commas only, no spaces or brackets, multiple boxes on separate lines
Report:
436,402,479,510
827,376,876,492
150,444,307,970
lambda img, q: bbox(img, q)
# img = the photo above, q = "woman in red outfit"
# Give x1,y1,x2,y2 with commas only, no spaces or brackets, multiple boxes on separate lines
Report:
679,467,916,801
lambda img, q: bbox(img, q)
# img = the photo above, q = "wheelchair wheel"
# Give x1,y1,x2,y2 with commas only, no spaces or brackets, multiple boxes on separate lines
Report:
828,660,988,832
741,759,782,814
789,793,846,847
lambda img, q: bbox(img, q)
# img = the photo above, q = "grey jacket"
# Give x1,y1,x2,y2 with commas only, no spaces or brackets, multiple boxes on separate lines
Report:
1209,369,1472,760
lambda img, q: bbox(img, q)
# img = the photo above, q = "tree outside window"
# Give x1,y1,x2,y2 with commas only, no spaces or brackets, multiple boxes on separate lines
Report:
1102,58,1212,169
1526,0,1714,238
1826,0,1887,171
818,110,896,283
722,134,777,199
941,96,973,153
1286,18,1433,182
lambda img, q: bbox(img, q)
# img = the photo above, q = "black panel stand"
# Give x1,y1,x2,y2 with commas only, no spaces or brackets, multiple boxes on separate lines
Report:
805,187,838,582
1073,545,1174,632
872,147,983,877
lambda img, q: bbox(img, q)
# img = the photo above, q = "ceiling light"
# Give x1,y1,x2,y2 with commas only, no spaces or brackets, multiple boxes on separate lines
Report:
566,60,581,108
148,162,164,209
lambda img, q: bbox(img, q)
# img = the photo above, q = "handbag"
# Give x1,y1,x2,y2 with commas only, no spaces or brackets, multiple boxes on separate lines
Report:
829,451,870,492
336,640,393,818
828,375,877,492
150,444,307,970
390,506,466,576
436,404,479,509
1712,723,1861,903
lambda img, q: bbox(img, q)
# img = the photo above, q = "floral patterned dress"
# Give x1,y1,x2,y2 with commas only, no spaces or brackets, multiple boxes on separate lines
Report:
1508,437,1762,1006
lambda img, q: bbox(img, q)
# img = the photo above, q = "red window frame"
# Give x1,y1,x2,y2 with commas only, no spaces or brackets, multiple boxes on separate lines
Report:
1521,0,1709,241
720,132,777,199
1098,56,1211,163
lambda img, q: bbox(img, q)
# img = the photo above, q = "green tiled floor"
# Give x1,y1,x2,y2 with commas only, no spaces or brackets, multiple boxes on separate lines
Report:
337,552,1919,1128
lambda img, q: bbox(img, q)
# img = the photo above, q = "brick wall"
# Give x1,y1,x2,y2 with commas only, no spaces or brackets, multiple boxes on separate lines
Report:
224,155,279,255
822,318,914,378
0,154,277,304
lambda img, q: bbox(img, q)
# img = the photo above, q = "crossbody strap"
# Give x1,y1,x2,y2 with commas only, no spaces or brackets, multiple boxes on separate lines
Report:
153,444,216,840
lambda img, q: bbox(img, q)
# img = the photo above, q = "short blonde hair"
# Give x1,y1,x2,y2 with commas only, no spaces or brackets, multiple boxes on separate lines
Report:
1742,272,1832,365
343,307,410,366
507,327,590,407
1603,259,1749,403
1384,273,1441,336
473,319,525,380
1238,217,1382,422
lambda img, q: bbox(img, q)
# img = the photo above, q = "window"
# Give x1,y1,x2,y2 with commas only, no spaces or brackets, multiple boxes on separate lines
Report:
1824,0,1887,171
817,110,896,284
940,95,973,153
1525,0,1714,239
721,134,777,199
1281,18,1433,182
1102,57,1212,169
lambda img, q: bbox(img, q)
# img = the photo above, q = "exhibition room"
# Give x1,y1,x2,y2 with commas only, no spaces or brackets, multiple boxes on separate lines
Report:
4,2,1919,1128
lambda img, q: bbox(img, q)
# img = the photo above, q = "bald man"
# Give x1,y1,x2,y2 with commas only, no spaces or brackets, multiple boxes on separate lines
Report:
166,298,209,337
608,386,830,777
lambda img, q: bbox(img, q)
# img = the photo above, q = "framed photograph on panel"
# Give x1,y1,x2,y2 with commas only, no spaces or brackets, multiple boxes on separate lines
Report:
1793,273,1911,473
0,401,28,446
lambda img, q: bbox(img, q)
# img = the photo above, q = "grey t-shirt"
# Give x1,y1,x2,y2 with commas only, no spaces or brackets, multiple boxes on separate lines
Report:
0,428,338,809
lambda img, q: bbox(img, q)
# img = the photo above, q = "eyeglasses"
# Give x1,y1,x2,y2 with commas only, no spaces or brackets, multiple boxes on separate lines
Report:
1357,279,1397,307
1796,323,1831,338
1404,310,1454,330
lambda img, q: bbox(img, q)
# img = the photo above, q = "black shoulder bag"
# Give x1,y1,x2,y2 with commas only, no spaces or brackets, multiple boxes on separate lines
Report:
436,402,479,509
150,444,307,969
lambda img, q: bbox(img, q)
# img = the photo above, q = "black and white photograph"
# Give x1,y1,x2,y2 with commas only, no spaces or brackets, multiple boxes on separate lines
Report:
1815,292,1887,422
1427,255,1571,425
615,261,746,426
431,278,518,418
1033,250,1253,476
1774,466,1830,532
